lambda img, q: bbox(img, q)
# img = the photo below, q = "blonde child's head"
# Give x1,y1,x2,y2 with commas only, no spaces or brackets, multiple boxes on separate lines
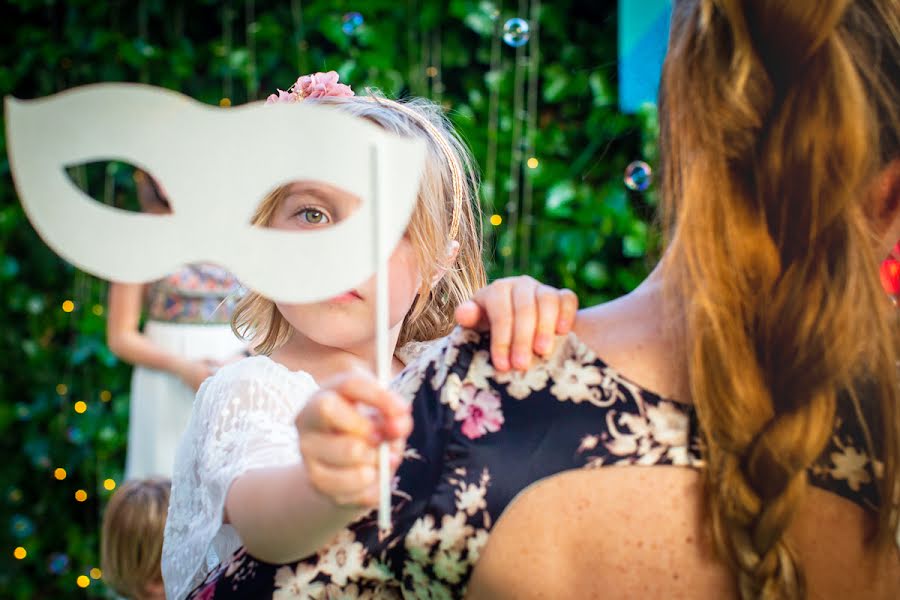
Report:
233,84,485,355
101,478,171,600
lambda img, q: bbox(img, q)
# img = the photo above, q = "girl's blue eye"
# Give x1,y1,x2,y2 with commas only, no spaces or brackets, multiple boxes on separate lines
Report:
299,208,329,224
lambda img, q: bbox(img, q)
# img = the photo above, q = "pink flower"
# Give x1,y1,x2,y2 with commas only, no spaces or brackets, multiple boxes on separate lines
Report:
455,384,504,440
293,71,354,99
265,89,297,104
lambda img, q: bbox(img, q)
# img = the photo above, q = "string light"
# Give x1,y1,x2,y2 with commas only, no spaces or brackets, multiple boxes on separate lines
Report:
76,575,90,588
54,468,67,481
61,300,75,313
56,384,68,396
91,304,104,316
527,157,539,169
490,214,503,226
14,547,27,560
73,401,87,414
100,390,112,402
103,479,116,491
219,97,232,107
89,568,102,580
74,490,87,502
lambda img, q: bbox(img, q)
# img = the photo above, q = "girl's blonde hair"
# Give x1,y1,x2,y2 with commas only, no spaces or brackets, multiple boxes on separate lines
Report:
232,92,485,354
100,478,171,599
659,0,900,597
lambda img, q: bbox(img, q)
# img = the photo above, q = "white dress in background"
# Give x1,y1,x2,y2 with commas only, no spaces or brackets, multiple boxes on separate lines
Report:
125,264,246,480
162,342,433,600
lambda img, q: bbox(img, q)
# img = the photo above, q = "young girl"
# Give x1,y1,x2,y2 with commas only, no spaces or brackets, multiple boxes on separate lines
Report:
161,73,577,600
101,477,171,600
107,171,247,479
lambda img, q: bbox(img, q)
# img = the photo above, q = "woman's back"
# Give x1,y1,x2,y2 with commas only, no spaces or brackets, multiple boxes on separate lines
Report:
466,290,900,598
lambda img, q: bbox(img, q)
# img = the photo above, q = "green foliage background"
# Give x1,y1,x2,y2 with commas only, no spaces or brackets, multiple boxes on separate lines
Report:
0,0,658,596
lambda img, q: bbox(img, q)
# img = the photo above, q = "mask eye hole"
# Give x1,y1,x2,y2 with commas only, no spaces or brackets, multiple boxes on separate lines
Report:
250,180,362,233
65,161,170,215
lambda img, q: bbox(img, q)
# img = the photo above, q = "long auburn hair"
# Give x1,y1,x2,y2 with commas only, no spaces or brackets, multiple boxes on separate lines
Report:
658,0,900,597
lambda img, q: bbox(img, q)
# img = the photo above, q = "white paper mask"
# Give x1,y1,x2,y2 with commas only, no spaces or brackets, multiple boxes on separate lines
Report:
4,83,426,303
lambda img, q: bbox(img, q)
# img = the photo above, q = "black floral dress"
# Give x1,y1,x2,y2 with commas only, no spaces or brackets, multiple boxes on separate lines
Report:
186,329,882,599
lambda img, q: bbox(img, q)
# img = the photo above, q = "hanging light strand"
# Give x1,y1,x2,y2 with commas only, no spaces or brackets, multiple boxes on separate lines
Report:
483,10,503,222
245,0,258,101
503,0,529,276
519,0,541,272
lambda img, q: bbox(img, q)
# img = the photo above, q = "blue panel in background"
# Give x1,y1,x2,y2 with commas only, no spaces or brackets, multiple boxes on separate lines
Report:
618,0,673,113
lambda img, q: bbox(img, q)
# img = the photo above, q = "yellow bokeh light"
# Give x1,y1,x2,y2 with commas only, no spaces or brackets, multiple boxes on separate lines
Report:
103,479,116,491
91,304,104,316
527,157,539,169
89,567,102,579
99,390,112,402
500,246,513,257
489,214,502,226
74,401,87,414
54,468,67,481
14,546,27,560
426,66,438,77
62,300,75,313
56,383,68,396
75,489,87,502
219,97,232,107
76,575,90,588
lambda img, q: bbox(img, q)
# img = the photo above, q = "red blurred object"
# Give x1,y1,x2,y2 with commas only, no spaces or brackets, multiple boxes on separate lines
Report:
880,257,900,296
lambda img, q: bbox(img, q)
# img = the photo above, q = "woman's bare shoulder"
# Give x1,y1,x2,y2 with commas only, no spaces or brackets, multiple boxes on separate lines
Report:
466,467,899,600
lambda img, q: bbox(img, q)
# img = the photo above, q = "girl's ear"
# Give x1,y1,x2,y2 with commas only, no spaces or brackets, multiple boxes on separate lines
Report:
430,240,461,287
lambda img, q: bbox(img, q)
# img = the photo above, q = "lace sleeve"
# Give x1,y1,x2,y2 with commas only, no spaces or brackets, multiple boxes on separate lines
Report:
162,357,318,600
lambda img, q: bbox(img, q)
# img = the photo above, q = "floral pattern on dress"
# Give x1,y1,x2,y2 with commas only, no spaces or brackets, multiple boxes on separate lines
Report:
146,263,242,325
188,328,882,599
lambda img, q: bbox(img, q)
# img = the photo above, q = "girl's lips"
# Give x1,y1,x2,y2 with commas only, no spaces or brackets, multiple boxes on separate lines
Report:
329,290,363,303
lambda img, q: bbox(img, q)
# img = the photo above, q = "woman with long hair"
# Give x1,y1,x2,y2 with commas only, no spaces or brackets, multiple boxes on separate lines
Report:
190,1,900,597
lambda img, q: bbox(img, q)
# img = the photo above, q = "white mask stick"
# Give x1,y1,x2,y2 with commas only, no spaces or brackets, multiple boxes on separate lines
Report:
371,142,393,531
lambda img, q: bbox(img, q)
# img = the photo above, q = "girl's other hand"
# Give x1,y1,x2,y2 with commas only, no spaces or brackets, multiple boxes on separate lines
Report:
175,359,218,391
296,369,412,508
455,276,578,372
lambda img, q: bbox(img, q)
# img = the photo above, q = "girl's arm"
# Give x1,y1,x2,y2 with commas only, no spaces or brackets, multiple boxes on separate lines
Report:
106,281,212,390
224,370,411,564
221,278,577,563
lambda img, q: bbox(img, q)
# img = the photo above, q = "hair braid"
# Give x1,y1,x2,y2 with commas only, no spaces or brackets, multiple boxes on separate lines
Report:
660,0,900,597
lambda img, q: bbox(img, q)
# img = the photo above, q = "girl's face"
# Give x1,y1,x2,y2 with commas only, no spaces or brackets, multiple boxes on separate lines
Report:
269,181,423,351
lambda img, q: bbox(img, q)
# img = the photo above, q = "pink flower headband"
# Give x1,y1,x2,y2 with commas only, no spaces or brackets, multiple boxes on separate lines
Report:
266,71,464,241
265,71,355,104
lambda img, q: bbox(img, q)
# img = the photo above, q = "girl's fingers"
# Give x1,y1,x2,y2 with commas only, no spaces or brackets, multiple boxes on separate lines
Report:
534,285,561,357
454,300,488,330
300,432,379,468
299,373,411,443
306,461,378,506
331,371,410,420
480,282,514,371
556,289,579,334
510,279,539,370
297,390,375,439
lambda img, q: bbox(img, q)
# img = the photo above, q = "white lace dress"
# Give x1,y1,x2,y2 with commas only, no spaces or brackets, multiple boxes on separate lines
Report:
162,343,433,600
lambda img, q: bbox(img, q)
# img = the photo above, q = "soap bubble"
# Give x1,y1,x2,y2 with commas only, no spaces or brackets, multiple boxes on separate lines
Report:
48,553,70,575
342,12,364,35
502,18,530,47
624,160,652,191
